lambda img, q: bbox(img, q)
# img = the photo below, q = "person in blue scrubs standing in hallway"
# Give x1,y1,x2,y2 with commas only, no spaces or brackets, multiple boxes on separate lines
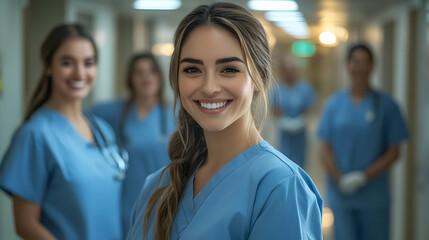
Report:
127,3,323,240
318,44,409,240
0,24,125,239
91,53,176,235
272,55,315,169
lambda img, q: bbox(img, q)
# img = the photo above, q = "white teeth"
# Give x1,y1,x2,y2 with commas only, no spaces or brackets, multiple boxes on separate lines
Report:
69,81,87,89
199,101,227,110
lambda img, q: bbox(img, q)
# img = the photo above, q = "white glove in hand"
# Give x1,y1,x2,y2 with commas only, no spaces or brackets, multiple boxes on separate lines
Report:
277,116,305,133
339,171,367,195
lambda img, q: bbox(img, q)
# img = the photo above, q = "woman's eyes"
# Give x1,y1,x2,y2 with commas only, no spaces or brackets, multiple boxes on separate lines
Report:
182,66,240,74
85,61,96,67
62,61,73,67
183,67,201,73
61,60,96,67
221,67,240,73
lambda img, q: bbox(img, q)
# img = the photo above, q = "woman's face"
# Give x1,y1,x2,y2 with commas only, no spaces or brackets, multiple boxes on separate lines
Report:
48,37,97,102
131,58,161,99
347,49,373,84
178,25,255,132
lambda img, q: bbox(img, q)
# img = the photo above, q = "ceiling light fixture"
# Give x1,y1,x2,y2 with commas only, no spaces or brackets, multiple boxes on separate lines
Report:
319,31,337,45
265,11,304,22
133,0,181,10
248,0,298,11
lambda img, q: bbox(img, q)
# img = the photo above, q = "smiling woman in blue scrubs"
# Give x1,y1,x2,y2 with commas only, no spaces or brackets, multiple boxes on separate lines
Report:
126,3,323,240
272,55,315,169
317,44,409,240
91,53,176,235
0,24,124,240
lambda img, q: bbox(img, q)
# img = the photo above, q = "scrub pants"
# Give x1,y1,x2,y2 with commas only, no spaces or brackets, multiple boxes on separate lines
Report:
331,203,389,240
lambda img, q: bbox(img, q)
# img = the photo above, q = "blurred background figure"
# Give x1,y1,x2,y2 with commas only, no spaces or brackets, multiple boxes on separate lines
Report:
0,23,124,240
317,44,409,240
90,52,176,236
272,55,315,169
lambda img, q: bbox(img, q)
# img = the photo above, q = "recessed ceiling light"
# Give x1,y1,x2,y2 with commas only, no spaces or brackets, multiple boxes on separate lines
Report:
248,1,298,11
133,0,181,10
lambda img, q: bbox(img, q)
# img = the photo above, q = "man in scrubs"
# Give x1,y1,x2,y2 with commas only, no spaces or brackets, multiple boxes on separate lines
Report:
272,55,315,169
318,44,409,240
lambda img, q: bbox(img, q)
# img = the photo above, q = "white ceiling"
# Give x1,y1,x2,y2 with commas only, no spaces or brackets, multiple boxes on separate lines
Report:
75,0,411,41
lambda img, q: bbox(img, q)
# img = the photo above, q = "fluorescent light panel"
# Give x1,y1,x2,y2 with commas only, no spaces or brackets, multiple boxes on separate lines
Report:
248,1,298,11
134,0,181,10
265,11,304,22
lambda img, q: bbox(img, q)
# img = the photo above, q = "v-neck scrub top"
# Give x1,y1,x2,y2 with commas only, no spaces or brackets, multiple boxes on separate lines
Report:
91,99,176,235
127,141,323,240
317,89,409,208
0,106,122,240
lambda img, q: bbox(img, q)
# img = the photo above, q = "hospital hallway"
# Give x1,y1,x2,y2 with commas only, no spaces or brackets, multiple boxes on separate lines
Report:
1,0,429,239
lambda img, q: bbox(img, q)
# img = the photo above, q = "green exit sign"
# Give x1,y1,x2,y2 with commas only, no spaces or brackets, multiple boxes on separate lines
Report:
291,41,315,57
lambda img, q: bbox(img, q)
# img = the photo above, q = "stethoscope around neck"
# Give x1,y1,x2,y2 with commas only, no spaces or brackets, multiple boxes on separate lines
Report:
86,112,129,181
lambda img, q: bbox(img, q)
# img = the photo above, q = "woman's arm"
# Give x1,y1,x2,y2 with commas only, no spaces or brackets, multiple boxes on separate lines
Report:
12,195,57,240
320,143,342,183
364,145,400,181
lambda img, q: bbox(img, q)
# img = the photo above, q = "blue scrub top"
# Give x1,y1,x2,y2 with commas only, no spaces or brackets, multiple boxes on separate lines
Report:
272,80,315,168
0,106,122,240
272,80,315,118
91,99,176,235
127,141,323,240
317,89,409,208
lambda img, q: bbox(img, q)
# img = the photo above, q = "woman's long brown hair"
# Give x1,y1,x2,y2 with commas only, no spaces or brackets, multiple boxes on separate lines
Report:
143,3,273,239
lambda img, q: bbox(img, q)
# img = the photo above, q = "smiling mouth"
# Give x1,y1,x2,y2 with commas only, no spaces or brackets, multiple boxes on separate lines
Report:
195,100,232,111
68,80,87,89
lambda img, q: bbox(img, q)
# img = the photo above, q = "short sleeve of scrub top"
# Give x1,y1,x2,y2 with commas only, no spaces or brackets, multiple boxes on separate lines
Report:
0,123,50,203
248,174,322,239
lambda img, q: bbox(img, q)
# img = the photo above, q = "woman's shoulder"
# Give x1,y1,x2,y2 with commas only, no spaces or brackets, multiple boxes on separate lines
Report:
251,141,299,174
144,167,171,190
248,141,322,219
249,141,320,195
18,107,59,139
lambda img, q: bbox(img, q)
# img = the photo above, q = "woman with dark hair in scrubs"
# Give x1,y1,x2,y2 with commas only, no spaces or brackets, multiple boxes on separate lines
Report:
318,44,409,240
91,52,176,235
0,24,124,239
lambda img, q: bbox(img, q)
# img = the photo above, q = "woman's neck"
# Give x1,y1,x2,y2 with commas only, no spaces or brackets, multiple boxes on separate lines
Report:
46,96,93,142
45,97,84,123
203,113,262,170
135,95,159,119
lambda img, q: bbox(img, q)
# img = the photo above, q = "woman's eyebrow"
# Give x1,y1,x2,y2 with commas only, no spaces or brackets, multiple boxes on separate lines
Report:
180,58,203,65
60,55,75,61
216,57,244,65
